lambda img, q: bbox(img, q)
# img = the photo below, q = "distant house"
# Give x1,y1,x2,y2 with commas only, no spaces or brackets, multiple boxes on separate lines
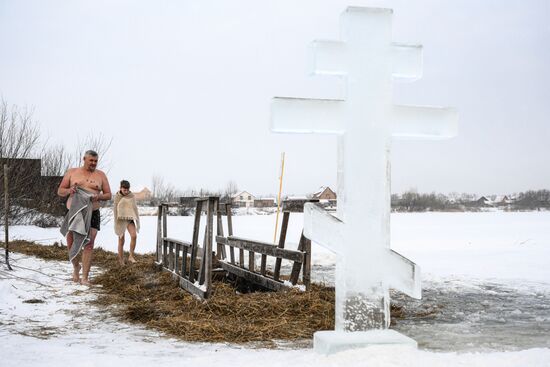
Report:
134,187,152,202
233,191,256,208
493,195,511,206
475,196,491,206
254,198,275,208
312,186,337,201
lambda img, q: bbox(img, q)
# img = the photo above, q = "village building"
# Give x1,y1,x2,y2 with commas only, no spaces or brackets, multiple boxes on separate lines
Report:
232,191,256,208
312,186,337,207
253,198,275,208
133,187,152,202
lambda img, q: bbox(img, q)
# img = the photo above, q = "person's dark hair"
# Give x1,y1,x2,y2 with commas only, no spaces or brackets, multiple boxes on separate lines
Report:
120,180,130,189
84,150,98,157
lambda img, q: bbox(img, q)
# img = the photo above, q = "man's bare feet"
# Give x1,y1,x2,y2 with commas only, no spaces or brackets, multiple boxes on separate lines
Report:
128,256,137,264
80,278,92,286
72,264,81,283
118,257,125,266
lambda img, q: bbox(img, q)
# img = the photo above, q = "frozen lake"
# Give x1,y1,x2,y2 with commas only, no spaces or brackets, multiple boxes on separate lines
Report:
3,211,550,352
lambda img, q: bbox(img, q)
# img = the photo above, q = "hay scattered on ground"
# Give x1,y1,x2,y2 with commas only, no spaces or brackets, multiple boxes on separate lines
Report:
93,256,336,344
4,241,414,345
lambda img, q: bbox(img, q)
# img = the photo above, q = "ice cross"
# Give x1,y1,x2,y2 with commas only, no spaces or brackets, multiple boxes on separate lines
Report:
271,6,457,346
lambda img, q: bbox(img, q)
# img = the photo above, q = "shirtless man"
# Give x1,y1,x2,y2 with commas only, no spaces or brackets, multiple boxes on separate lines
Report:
57,150,112,285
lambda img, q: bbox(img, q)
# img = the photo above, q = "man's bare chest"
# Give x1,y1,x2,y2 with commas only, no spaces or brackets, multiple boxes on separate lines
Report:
70,171,102,192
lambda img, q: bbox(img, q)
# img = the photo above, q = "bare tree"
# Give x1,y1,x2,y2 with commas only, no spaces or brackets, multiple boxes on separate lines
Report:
69,133,113,173
41,144,71,177
224,180,239,200
0,100,41,159
151,175,182,204
0,99,46,223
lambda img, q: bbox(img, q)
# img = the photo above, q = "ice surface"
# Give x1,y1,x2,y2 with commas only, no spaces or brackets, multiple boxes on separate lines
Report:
314,330,417,355
271,6,458,341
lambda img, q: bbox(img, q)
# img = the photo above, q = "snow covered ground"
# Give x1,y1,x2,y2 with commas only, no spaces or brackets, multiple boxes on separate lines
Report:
1,211,549,366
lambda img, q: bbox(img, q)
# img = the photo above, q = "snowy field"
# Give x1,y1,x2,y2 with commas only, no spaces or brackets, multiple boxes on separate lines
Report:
1,211,550,366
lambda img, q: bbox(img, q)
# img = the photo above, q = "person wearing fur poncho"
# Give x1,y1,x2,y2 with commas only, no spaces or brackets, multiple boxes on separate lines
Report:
114,180,140,265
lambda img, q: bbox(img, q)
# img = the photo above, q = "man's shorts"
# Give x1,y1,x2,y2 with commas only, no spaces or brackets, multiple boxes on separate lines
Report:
91,209,101,231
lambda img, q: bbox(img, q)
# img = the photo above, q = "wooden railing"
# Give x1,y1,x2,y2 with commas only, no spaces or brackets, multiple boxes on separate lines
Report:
157,198,312,299
216,211,311,291
156,197,218,300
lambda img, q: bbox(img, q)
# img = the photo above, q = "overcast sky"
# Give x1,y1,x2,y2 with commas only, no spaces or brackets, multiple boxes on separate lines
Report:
0,0,548,196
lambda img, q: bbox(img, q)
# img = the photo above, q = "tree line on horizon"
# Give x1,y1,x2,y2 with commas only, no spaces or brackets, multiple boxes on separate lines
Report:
390,190,550,212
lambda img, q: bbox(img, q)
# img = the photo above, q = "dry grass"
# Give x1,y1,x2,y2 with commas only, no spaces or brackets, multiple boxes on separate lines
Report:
4,240,410,345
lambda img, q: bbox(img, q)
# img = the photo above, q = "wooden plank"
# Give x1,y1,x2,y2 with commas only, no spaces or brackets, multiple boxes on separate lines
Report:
260,254,267,276
225,237,305,263
182,247,188,279
179,276,207,300
219,262,286,292
204,197,215,297
162,204,168,239
198,220,208,285
248,250,255,272
175,242,181,275
239,248,245,268
289,232,306,285
189,200,202,283
162,239,168,267
163,237,193,249
303,236,311,290
163,269,207,300
273,211,290,281
216,209,226,260
156,205,163,264
168,241,174,271
226,203,235,264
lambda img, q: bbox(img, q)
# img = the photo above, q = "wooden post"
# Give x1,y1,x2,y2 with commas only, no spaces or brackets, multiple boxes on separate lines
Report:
198,221,208,284
156,205,163,263
290,231,306,285
189,200,203,283
3,164,12,271
163,239,168,267
168,241,175,270
162,204,168,239
204,197,214,296
273,211,290,281
175,242,181,275
248,249,255,273
303,236,311,290
182,247,188,278
225,203,236,265
216,199,226,260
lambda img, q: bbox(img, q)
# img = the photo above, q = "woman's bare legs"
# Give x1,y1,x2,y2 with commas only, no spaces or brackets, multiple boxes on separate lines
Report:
127,222,137,263
117,233,125,265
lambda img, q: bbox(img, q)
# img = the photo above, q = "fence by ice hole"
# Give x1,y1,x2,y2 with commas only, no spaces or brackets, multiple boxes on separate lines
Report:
155,196,311,300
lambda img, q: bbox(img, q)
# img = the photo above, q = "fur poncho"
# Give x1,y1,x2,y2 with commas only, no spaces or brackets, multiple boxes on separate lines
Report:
113,191,140,237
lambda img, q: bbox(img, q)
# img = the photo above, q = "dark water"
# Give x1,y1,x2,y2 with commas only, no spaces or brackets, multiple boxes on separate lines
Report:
302,264,550,352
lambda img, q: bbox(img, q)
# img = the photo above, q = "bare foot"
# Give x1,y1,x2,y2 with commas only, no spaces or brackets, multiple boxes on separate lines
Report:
128,256,137,264
72,264,81,283
118,257,125,266
80,278,92,286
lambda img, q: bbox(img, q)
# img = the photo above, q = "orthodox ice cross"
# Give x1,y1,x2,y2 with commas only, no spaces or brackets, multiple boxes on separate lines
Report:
271,7,457,332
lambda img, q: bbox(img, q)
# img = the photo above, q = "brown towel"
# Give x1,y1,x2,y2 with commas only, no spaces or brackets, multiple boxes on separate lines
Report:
113,191,140,237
